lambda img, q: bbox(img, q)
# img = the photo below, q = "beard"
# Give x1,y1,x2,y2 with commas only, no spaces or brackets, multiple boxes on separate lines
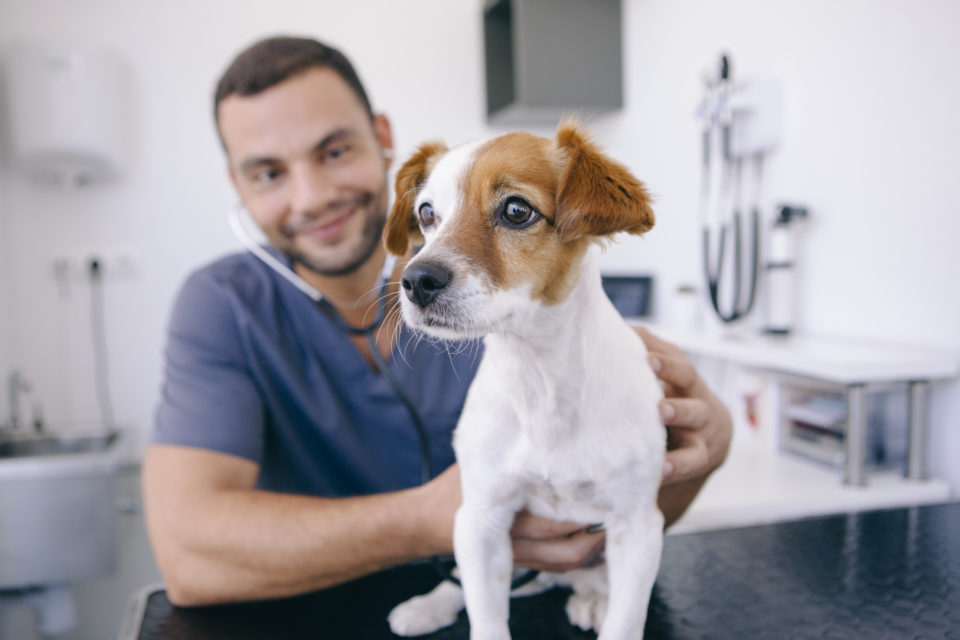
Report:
287,190,388,277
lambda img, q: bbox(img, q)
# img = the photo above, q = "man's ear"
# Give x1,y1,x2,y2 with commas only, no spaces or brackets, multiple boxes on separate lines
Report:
373,114,394,169
553,123,655,242
384,141,447,256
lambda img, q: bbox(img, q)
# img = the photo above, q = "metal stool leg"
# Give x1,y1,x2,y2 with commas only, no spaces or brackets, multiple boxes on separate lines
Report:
844,384,867,486
907,381,929,481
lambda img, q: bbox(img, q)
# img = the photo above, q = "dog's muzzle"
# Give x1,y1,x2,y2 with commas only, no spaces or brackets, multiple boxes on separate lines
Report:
401,261,452,309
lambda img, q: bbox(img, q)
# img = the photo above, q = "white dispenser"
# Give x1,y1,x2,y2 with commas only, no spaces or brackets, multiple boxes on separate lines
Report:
765,205,808,335
4,44,129,186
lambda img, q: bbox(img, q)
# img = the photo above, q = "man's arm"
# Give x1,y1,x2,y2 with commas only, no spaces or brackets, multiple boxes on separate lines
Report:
146,328,731,606
144,446,601,605
637,327,733,527
142,444,459,606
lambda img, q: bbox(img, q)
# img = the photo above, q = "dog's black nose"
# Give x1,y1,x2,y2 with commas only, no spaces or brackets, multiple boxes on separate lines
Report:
402,262,452,308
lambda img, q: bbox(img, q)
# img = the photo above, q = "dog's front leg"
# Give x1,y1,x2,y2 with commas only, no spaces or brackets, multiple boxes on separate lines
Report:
598,509,664,639
454,499,518,640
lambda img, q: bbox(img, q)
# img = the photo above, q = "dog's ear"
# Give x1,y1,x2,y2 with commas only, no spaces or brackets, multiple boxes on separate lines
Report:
553,123,655,242
385,141,448,255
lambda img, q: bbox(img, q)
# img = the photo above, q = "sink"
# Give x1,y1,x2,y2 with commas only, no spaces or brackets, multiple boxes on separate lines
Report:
0,428,124,590
0,431,119,459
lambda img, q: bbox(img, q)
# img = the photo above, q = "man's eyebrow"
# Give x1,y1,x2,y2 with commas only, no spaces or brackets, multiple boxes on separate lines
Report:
237,128,358,174
238,156,276,174
312,127,355,153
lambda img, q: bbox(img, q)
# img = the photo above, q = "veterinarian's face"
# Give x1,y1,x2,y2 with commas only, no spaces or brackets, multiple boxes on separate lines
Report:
220,67,393,276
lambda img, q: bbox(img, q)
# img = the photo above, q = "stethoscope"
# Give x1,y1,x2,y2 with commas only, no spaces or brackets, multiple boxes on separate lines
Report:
229,203,538,589
228,203,428,472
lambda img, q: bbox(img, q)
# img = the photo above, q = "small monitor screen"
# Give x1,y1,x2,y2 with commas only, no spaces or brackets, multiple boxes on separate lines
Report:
601,275,653,318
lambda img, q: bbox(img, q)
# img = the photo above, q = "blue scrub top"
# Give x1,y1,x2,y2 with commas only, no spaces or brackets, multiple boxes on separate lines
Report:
152,250,480,498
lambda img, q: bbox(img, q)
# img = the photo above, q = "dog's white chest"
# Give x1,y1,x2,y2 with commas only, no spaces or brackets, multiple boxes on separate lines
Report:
464,407,659,525
523,476,613,522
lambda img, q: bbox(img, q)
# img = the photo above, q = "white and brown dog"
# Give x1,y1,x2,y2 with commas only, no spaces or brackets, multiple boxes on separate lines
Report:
384,123,665,640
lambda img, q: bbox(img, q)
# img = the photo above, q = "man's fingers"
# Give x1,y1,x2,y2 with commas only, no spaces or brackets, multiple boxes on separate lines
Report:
649,353,699,395
659,398,710,430
635,326,682,358
512,530,605,573
510,511,583,539
663,437,710,484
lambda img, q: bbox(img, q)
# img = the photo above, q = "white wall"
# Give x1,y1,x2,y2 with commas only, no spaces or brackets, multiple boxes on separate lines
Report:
0,0,957,487
0,172,11,423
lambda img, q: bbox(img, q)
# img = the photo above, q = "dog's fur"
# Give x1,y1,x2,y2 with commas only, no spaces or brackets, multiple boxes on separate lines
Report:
384,123,665,639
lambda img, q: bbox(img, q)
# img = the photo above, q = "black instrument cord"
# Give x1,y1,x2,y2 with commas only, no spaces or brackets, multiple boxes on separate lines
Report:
703,207,759,322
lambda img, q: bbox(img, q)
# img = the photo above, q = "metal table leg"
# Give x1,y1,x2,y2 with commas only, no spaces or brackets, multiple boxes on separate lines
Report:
907,381,929,481
844,384,867,486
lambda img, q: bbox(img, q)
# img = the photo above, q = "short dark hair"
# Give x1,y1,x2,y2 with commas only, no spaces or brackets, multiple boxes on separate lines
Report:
213,36,374,138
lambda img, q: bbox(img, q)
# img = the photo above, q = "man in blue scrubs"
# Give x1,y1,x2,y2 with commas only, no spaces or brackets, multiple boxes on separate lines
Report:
143,36,732,606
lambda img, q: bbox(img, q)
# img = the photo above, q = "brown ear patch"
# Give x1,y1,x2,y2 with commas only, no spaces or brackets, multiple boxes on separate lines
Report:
384,141,448,255
554,124,655,242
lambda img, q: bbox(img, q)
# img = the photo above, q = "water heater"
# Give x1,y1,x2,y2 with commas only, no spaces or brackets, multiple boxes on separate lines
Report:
4,44,129,186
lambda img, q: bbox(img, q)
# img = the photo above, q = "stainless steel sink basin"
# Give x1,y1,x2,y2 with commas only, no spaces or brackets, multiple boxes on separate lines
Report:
0,428,124,590
0,431,119,459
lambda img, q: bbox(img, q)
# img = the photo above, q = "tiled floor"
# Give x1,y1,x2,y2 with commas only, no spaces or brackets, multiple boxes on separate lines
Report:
0,465,163,640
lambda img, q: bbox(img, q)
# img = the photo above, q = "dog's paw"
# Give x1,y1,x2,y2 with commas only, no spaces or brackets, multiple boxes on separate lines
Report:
565,590,608,633
388,591,461,637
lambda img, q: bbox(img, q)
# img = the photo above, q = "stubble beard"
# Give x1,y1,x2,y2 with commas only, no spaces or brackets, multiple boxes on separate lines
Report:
290,193,387,277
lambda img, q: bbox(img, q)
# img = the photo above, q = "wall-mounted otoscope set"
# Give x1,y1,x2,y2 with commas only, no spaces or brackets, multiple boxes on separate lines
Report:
697,54,805,334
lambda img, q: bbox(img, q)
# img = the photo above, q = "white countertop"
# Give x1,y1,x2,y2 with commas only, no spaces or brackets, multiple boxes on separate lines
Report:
667,431,952,535
633,322,959,385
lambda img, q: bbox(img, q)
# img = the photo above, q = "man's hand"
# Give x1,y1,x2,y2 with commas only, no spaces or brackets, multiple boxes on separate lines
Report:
636,327,733,526
423,466,603,572
637,327,732,484
510,511,605,572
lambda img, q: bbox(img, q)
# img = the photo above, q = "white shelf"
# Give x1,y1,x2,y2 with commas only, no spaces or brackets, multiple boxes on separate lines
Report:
634,322,959,384
632,322,958,534
668,433,952,535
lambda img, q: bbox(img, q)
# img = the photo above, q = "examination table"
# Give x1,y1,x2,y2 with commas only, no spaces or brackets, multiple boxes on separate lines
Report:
120,502,960,639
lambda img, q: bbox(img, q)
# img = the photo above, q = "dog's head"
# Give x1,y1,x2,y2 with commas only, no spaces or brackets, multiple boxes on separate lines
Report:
385,122,654,340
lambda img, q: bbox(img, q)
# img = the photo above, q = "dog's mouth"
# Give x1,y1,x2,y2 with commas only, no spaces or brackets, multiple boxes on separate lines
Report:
409,309,473,336
402,301,488,340
422,315,455,329
405,306,516,342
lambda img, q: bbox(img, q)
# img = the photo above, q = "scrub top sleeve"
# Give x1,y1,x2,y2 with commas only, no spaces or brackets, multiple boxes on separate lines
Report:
152,269,266,463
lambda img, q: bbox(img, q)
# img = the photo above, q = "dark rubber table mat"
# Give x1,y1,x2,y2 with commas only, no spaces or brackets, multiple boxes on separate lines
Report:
129,502,960,639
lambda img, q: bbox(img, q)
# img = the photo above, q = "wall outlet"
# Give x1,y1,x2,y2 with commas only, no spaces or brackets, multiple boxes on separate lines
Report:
52,251,138,279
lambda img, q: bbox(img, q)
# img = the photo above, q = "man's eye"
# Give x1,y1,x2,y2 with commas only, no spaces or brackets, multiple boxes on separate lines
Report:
418,203,436,227
500,197,539,228
325,145,350,161
253,168,281,184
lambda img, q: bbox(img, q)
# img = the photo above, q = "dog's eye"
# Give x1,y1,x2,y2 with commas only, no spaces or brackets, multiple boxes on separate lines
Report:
417,203,436,228
500,197,540,229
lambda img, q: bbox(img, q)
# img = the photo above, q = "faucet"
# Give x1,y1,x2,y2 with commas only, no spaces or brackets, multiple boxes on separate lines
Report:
7,370,32,431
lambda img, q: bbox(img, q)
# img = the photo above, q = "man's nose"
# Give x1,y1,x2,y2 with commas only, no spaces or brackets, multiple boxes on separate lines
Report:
289,164,336,214
402,261,452,308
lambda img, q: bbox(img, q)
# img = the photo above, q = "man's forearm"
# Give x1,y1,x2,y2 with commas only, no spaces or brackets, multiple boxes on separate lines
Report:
150,484,449,606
